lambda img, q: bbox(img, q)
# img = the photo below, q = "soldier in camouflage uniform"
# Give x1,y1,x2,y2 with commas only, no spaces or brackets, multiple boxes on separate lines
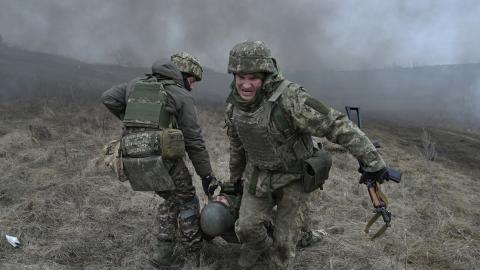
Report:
224,41,387,269
101,52,217,268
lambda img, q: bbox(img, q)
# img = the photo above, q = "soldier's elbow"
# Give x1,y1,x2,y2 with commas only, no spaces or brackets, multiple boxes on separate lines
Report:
100,91,111,106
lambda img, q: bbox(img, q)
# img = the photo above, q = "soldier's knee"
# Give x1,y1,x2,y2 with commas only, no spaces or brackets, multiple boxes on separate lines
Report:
235,218,266,241
235,217,255,234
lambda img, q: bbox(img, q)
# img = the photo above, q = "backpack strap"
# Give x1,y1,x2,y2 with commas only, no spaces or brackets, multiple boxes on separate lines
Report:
158,79,180,128
268,80,295,135
268,79,291,102
159,79,178,87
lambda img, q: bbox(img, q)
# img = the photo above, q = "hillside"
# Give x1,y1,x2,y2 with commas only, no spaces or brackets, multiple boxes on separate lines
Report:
0,44,230,104
289,64,480,130
2,44,480,131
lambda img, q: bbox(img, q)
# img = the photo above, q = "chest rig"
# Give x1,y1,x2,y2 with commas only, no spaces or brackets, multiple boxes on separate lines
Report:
232,80,314,172
120,78,184,192
121,78,184,158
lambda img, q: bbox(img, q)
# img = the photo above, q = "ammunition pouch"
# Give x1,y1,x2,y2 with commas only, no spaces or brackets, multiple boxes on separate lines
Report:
122,155,174,191
160,128,186,160
121,131,162,157
120,129,185,159
302,150,332,193
292,134,314,161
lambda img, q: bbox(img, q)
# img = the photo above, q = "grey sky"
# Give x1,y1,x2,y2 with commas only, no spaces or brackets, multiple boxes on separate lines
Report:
1,0,479,72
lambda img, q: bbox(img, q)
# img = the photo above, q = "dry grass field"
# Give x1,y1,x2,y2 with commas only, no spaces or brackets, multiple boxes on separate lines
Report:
0,101,479,270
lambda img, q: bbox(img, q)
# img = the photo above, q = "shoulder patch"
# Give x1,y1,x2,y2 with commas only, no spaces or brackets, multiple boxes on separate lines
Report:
280,81,304,99
305,96,330,115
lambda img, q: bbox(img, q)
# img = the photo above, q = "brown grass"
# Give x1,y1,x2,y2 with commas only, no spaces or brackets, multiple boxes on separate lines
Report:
0,102,479,269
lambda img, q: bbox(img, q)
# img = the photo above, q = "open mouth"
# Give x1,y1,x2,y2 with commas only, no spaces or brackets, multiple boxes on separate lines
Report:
240,88,255,97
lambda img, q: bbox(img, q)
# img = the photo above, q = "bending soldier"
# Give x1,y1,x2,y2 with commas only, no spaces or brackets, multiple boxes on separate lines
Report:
224,41,387,269
101,52,217,268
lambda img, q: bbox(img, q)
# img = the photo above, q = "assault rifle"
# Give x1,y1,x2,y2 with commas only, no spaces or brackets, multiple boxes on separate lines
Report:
359,167,402,239
345,105,403,239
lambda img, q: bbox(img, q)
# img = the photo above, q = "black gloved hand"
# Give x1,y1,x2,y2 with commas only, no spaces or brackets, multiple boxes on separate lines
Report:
233,178,244,195
201,175,218,196
359,167,388,185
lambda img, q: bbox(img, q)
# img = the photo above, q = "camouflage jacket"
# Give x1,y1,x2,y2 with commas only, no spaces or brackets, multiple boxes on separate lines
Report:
101,62,212,177
225,78,385,196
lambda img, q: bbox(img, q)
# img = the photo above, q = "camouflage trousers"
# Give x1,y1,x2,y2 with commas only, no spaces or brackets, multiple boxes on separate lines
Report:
152,160,202,263
235,180,311,270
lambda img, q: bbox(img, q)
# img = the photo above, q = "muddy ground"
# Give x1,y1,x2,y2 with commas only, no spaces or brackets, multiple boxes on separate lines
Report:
0,101,479,270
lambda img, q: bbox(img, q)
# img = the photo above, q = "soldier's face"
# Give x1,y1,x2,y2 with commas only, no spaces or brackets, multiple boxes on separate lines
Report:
187,76,197,89
214,195,230,207
235,73,262,102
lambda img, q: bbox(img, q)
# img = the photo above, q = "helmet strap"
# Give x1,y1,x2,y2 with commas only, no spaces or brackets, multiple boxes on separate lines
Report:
182,73,192,91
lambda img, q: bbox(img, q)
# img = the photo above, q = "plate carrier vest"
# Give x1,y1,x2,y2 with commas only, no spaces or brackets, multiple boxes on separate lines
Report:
232,80,314,172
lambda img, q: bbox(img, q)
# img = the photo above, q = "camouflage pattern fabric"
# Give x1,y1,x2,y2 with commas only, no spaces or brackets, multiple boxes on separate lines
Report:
226,40,385,269
102,61,212,177
297,200,318,248
227,84,385,268
231,92,314,172
278,83,386,172
225,103,247,182
228,40,276,74
102,59,212,268
170,52,203,81
226,82,386,195
235,180,310,270
101,139,127,182
153,160,202,255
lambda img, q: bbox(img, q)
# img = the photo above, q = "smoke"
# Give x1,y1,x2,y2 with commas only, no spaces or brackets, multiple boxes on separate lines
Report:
472,79,480,120
1,0,480,130
1,0,480,72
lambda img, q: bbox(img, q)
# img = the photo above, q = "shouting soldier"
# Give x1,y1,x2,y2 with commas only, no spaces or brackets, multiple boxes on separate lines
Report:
224,41,387,269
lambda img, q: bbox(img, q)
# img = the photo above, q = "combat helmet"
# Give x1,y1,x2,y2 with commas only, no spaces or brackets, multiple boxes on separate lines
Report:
200,200,235,237
170,52,203,81
228,40,276,74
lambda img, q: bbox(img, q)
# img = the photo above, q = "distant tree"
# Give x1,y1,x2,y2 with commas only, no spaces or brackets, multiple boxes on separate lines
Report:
0,34,3,45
